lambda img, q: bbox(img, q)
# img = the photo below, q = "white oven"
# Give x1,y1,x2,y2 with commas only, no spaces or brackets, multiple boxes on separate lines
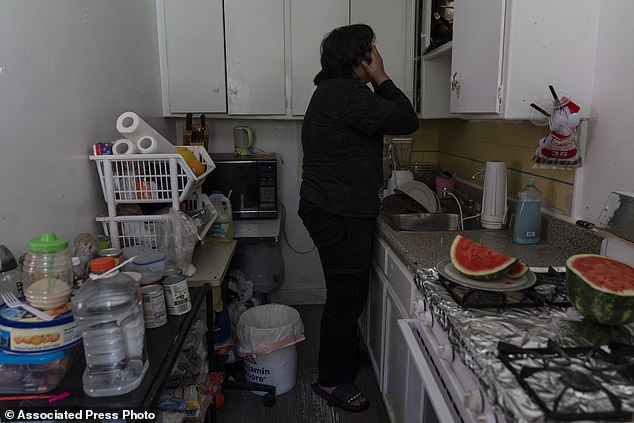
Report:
399,296,502,423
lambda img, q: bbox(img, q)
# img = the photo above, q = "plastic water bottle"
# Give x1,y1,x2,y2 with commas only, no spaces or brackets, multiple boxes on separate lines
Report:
513,178,542,244
71,257,149,397
209,190,234,243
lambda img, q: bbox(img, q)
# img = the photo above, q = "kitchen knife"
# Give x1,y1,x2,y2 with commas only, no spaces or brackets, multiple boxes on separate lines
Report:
185,113,193,131
200,114,206,132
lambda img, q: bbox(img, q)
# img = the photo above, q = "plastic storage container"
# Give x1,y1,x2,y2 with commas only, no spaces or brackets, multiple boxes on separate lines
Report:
0,301,81,354
0,245,22,298
208,191,233,243
122,245,166,284
0,347,77,393
71,257,148,397
513,178,542,244
22,232,73,293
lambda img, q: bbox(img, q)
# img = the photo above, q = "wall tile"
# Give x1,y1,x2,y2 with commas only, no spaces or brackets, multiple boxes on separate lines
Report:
417,119,578,215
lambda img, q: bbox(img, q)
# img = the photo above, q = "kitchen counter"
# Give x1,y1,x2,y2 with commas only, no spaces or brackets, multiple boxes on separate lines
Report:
376,213,604,270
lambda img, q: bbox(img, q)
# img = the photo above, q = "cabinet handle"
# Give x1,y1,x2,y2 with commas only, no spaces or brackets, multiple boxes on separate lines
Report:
450,72,461,98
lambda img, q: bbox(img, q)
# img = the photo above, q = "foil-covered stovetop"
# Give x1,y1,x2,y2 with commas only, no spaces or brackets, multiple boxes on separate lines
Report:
416,268,634,423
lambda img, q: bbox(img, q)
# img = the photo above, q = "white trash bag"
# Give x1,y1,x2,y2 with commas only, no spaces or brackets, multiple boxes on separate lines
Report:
236,304,305,395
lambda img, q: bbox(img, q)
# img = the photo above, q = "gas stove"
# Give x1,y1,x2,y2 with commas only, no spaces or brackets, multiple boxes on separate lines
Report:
413,268,634,423
498,340,634,421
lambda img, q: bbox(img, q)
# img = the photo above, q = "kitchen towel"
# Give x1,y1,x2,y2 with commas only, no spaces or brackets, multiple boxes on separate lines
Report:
112,138,138,155
116,111,175,154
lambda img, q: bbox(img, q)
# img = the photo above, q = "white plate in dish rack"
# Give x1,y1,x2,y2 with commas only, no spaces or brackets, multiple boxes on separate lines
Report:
396,181,439,213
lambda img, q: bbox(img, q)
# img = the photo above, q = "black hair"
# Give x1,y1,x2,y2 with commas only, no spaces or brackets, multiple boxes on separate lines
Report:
313,24,375,85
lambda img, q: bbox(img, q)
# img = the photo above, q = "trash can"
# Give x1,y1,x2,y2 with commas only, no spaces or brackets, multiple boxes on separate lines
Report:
236,304,305,396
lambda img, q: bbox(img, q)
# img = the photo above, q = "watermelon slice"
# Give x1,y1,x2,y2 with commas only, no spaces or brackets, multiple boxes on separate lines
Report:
450,235,517,280
566,254,634,325
505,261,529,279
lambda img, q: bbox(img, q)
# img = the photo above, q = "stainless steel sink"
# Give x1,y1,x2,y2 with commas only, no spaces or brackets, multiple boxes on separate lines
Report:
382,212,483,232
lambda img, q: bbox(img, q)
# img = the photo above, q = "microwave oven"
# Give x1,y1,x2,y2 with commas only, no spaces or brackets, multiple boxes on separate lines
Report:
202,153,278,219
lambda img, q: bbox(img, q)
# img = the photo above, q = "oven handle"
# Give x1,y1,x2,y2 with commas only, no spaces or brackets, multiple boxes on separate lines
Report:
398,319,455,422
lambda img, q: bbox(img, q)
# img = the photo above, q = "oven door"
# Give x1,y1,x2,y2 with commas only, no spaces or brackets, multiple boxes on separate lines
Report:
398,319,458,423
400,317,501,423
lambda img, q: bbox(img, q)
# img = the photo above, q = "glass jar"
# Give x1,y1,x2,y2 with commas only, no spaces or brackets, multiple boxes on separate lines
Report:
22,232,73,294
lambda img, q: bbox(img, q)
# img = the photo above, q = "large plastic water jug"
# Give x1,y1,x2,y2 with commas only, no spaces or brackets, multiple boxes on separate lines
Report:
71,257,148,397
513,178,542,244
208,190,234,243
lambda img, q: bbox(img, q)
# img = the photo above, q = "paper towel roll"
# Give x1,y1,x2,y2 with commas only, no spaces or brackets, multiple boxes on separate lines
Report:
112,138,138,155
116,111,176,154
136,136,162,154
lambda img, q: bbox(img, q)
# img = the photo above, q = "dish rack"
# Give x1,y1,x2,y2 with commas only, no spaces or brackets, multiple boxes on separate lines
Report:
90,146,216,249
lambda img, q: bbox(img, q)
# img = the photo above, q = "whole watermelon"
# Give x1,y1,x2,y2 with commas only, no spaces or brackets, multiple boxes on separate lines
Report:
566,254,634,326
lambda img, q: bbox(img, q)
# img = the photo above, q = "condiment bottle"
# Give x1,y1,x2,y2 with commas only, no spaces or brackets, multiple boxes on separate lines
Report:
513,178,542,244
22,232,73,293
71,257,148,397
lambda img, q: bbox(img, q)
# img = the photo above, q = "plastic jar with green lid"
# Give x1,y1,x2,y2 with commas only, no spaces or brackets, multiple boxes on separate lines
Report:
22,232,73,293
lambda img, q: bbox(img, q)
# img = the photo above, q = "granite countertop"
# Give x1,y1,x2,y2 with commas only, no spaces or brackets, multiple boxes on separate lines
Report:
376,213,604,272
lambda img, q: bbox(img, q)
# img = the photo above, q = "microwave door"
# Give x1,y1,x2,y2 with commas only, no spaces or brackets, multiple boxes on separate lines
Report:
202,162,260,219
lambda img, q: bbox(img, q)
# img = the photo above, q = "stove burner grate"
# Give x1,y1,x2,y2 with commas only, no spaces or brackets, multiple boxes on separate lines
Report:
438,267,569,309
498,340,634,421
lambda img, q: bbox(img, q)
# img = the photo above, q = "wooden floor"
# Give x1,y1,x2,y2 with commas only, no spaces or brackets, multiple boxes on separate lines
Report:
216,304,390,423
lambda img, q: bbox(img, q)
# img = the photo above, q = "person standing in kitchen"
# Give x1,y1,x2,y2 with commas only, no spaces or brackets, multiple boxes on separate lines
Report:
299,24,418,412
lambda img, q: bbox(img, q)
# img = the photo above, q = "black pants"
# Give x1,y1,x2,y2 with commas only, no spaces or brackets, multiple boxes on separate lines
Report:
298,199,375,387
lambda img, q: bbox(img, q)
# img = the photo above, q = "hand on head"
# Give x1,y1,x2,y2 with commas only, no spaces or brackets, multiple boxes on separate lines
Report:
362,44,389,86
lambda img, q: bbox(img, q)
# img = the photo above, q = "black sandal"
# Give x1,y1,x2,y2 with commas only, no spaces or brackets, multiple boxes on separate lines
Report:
311,383,370,412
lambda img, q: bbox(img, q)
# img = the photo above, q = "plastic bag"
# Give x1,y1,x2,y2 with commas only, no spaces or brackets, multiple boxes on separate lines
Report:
531,96,583,169
236,303,305,356
160,207,200,274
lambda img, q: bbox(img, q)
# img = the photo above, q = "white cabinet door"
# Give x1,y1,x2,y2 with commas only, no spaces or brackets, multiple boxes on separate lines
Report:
159,0,226,114
450,0,600,119
290,0,349,116
350,0,414,101
367,260,386,390
225,0,286,115
383,287,408,423
450,0,505,114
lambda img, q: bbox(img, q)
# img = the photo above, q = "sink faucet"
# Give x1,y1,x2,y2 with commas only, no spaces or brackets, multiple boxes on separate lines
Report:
471,168,485,180
440,186,475,210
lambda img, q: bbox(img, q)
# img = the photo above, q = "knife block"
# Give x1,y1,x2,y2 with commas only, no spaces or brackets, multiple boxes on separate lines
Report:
183,125,209,150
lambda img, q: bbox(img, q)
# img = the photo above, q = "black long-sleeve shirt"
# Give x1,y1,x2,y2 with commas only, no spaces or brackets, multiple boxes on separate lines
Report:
300,78,419,218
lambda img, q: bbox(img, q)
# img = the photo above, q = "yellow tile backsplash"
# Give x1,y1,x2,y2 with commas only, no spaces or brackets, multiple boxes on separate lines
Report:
409,119,576,215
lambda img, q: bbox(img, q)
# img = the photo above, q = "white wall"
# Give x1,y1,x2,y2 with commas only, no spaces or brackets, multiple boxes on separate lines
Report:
0,1,169,257
198,119,326,304
574,1,634,221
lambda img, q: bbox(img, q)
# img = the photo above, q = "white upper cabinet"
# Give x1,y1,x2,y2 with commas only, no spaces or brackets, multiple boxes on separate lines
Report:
450,0,600,119
225,0,286,115
290,0,349,116
159,0,226,114
350,0,415,102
